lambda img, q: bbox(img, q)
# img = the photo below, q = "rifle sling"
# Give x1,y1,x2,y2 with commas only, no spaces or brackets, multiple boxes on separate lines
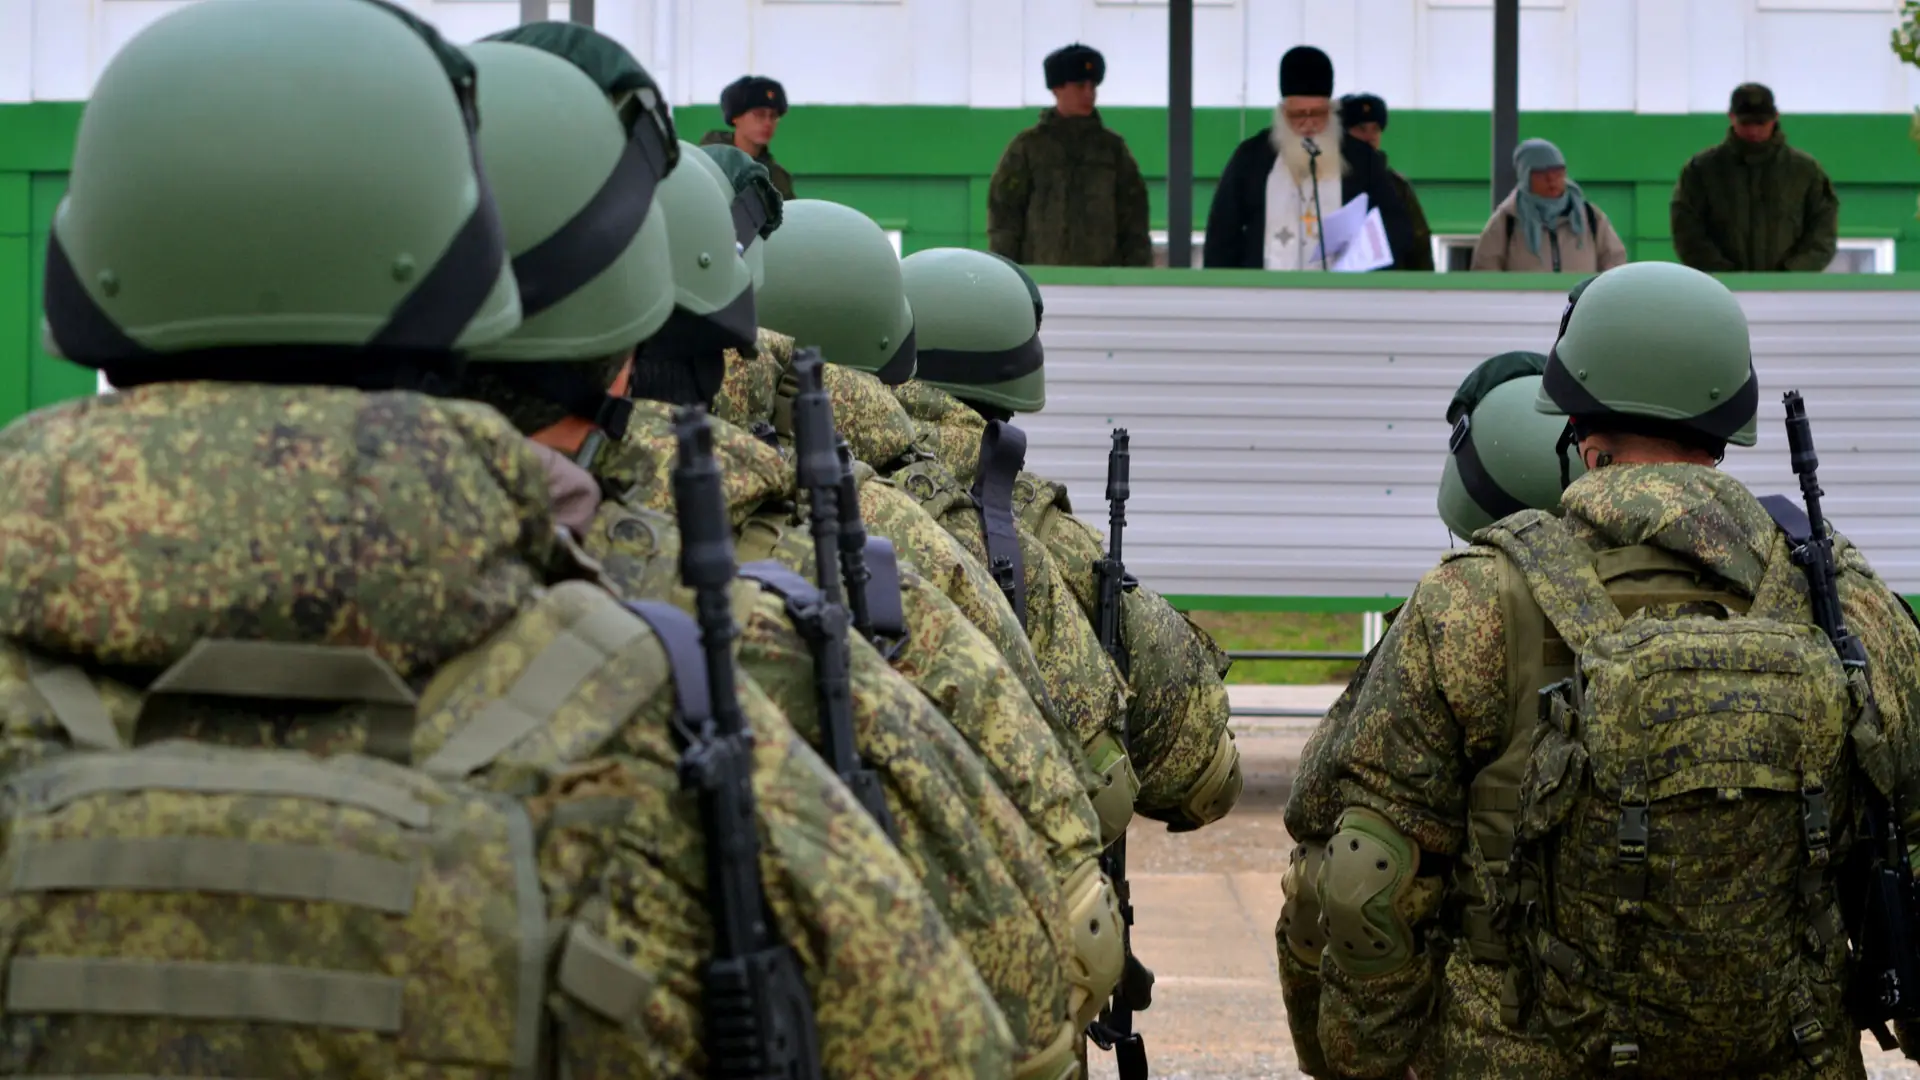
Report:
860,537,908,644
972,420,1029,628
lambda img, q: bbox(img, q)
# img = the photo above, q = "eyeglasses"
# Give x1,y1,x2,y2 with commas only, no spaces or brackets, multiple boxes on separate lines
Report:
1283,107,1331,122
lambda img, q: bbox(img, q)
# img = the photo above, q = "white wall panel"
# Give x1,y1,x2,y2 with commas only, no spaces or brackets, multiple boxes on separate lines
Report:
1018,283,1920,601
14,0,1919,112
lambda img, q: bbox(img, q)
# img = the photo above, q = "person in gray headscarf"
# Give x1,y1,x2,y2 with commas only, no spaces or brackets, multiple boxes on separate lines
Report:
1470,137,1627,273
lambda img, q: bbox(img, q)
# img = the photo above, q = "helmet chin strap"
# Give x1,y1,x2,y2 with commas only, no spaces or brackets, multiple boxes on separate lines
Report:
1555,423,1578,490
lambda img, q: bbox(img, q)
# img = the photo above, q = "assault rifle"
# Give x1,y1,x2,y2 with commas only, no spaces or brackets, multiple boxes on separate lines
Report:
788,350,896,838
669,407,821,1079
1778,391,1920,1050
1088,427,1149,1080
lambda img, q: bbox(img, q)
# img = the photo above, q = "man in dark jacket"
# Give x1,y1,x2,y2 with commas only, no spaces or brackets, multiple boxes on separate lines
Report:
700,74,795,199
987,43,1152,267
1671,82,1838,272
1202,46,1414,270
1341,92,1432,270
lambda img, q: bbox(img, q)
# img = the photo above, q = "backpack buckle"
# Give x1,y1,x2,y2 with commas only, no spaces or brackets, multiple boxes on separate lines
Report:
1615,800,1649,865
1609,1041,1640,1070
1801,782,1832,867
1449,414,1471,454
1792,1018,1826,1049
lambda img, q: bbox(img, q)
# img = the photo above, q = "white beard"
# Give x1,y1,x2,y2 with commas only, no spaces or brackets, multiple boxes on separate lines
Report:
1270,110,1349,183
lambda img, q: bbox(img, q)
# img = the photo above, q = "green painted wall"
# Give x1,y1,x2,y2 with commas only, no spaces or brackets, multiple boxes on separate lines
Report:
6,101,1919,428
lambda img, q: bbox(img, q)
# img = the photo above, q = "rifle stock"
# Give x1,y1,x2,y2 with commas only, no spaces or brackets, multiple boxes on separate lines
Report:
670,407,821,1079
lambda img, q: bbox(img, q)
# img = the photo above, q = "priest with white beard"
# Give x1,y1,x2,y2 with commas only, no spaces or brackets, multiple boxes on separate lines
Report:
1202,46,1416,271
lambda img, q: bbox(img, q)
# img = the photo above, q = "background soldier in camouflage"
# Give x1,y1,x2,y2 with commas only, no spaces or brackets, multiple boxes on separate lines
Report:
989,43,1153,268
1281,263,1920,1079
898,247,1245,837
0,5,1009,1076
451,31,1092,1075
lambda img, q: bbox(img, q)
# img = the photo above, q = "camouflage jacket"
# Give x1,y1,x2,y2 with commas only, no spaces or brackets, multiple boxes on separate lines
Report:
987,108,1152,268
567,405,1073,1061
718,331,1109,877
0,383,1012,1078
1293,464,1920,1080
895,380,1232,820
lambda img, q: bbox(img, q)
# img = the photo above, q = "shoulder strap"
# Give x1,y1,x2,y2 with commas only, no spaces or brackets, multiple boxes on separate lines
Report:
420,582,652,779
1478,511,1623,652
620,600,713,731
738,562,824,626
1759,494,1813,545
860,538,909,644
972,420,1029,627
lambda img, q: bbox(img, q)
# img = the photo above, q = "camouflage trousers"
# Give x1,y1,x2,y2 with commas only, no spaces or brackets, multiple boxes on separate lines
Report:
1430,955,1868,1080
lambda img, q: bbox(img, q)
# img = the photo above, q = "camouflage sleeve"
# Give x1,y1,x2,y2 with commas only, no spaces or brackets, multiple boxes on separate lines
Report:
1027,503,1233,817
1781,160,1840,272
987,134,1032,261
598,673,1017,1078
763,528,1104,889
731,589,1072,1066
1313,553,1508,1080
858,478,1058,727
1115,140,1153,268
1838,544,1920,829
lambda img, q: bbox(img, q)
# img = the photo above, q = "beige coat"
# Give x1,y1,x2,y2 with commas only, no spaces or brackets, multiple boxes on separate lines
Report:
1470,190,1628,273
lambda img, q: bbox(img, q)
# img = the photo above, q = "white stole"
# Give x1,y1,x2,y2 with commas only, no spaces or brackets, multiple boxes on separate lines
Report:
1262,158,1344,270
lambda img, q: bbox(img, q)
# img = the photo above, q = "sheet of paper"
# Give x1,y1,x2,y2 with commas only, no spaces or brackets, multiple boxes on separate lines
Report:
1316,193,1370,264
1333,208,1396,273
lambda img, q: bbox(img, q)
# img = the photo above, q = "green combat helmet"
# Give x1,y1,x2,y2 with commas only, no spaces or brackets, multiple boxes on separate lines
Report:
463,41,675,364
1437,353,1586,542
695,143,783,291
1537,262,1759,450
46,0,520,372
654,139,758,352
901,247,1045,414
758,200,917,383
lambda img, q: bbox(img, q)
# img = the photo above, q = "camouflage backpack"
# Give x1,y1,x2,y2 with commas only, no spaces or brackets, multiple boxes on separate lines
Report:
1471,510,1854,1074
0,583,739,1077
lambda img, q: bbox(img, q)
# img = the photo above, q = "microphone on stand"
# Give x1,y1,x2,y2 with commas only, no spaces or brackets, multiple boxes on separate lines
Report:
1301,136,1330,271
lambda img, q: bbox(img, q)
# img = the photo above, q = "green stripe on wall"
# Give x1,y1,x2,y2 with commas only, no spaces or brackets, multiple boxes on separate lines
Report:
5,102,1919,426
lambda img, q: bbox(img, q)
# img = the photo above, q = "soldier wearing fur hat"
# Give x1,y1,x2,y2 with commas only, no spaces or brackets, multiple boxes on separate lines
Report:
1203,46,1416,271
700,74,795,199
988,43,1152,268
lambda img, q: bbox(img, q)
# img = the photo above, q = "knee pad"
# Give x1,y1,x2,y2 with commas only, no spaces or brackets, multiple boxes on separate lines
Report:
1084,731,1138,847
1278,838,1329,969
1174,728,1243,829
1060,859,1126,1029
1012,1018,1082,1080
1320,807,1443,979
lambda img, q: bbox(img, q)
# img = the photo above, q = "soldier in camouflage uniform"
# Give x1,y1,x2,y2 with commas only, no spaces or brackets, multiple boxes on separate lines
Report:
1279,263,1920,1079
0,3,1010,1076
1282,349,1587,1078
453,29,1103,1077
752,202,1144,850
988,43,1153,268
896,247,1245,837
